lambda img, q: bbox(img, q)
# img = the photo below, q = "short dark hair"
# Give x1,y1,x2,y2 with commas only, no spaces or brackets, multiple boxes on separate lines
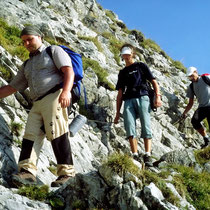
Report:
20,25,43,39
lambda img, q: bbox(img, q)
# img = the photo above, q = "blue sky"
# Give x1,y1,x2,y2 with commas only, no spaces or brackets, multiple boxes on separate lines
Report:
97,0,210,75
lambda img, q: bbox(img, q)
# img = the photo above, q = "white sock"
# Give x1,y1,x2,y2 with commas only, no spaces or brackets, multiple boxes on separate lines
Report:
132,152,138,156
145,152,151,156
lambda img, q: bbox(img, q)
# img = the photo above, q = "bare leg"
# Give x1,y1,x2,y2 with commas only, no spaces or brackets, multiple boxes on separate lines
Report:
144,138,152,153
129,136,138,153
196,127,206,137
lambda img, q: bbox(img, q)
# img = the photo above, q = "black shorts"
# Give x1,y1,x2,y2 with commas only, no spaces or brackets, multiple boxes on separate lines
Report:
191,106,210,130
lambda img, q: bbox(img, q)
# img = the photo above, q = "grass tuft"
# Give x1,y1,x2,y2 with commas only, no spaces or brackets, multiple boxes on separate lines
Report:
172,165,210,210
194,146,210,165
17,185,64,208
0,18,29,61
104,152,141,177
82,57,115,90
18,185,49,201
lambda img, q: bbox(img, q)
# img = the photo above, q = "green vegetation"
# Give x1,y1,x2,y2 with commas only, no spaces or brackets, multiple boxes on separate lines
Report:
105,9,129,33
143,170,180,206
72,199,86,209
17,185,64,208
170,59,187,73
203,118,209,132
104,153,210,209
105,10,116,22
18,185,49,201
10,122,23,137
13,138,22,147
140,37,186,72
78,35,103,52
78,98,94,120
48,166,57,176
104,153,180,206
141,38,162,53
82,57,115,90
104,152,141,177
194,146,210,165
44,36,59,46
48,161,57,176
0,18,29,60
172,165,210,210
101,32,124,65
97,3,103,11
109,36,124,65
129,29,145,43
0,64,12,81
116,21,127,30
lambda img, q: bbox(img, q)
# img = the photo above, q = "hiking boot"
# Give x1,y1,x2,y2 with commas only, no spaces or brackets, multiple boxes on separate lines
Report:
143,154,153,167
51,175,73,187
201,137,210,148
132,153,139,160
132,153,144,163
11,169,36,188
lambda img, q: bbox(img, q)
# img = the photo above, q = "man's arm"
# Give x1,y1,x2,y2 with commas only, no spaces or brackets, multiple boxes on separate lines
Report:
151,79,162,107
59,66,75,108
182,97,194,118
0,85,17,99
114,89,123,124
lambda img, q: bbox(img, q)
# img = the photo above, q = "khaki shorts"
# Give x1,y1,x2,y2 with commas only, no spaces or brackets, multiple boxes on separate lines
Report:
23,89,69,141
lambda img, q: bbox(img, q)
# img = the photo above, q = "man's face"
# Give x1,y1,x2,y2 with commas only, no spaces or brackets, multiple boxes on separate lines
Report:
21,34,42,53
188,71,199,82
122,53,133,63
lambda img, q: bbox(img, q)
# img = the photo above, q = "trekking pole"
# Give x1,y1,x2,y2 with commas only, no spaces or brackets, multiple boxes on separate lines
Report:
87,119,114,124
173,116,185,125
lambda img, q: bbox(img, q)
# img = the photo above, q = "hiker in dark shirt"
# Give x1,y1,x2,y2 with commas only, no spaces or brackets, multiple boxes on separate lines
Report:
0,26,75,187
182,67,210,148
114,43,162,167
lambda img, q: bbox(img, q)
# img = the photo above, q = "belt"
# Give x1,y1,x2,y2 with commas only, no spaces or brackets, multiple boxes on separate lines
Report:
35,83,62,101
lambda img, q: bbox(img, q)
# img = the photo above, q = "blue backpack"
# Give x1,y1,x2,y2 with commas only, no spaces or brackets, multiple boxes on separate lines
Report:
46,45,87,107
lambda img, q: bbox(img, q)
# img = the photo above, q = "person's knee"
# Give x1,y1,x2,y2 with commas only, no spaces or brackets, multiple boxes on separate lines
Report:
191,117,202,130
51,133,73,165
19,139,34,162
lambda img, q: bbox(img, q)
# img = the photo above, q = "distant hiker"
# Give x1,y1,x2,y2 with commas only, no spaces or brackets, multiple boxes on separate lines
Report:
114,43,162,167
182,67,210,148
0,25,76,187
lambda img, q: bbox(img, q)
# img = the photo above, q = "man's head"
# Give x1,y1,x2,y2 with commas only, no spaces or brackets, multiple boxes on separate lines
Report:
120,43,136,62
187,66,199,82
21,26,43,53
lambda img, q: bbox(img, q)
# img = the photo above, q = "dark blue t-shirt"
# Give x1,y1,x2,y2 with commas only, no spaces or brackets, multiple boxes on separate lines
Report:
116,62,155,100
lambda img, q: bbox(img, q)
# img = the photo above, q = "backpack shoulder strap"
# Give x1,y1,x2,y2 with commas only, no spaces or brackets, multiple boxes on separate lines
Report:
190,82,195,95
201,74,210,86
46,46,53,60
23,59,29,67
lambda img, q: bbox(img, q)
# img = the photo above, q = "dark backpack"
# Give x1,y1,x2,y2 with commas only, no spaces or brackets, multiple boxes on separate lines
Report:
138,62,157,112
46,45,87,106
190,74,210,96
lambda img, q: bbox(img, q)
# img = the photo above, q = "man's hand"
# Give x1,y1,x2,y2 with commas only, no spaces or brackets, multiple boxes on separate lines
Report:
114,112,120,124
0,85,17,99
59,90,71,108
181,113,187,119
154,95,162,107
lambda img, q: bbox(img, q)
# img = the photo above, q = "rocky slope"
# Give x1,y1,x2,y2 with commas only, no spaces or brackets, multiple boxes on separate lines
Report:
0,0,209,209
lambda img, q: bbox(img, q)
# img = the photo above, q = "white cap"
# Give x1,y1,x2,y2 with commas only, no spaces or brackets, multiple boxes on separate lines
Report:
120,47,132,55
186,66,197,76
